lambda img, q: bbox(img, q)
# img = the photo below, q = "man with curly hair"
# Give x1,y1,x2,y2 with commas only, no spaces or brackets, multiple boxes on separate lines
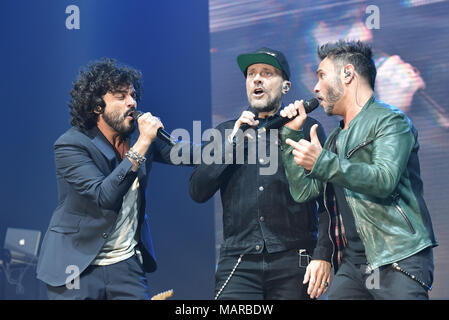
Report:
37,58,181,299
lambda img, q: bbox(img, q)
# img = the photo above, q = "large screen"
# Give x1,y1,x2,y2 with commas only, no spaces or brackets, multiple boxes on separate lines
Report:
209,0,449,299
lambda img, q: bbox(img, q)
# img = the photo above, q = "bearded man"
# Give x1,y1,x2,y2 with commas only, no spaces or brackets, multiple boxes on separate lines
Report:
189,48,332,300
37,58,186,299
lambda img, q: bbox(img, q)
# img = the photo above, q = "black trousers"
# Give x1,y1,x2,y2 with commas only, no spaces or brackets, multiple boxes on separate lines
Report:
328,247,434,300
46,253,150,300
215,248,310,300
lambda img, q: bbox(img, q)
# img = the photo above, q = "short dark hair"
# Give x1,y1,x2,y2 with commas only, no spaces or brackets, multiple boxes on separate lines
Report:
317,40,376,89
69,58,142,130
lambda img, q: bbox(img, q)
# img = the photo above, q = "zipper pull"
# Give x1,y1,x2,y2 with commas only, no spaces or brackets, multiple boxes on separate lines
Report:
366,263,373,273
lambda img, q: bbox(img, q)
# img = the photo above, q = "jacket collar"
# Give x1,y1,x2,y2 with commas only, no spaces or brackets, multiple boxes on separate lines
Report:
86,126,146,181
88,126,117,166
341,95,376,130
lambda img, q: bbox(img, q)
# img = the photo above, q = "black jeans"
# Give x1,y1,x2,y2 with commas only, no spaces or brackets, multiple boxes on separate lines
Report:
328,247,434,300
46,253,150,300
214,248,310,300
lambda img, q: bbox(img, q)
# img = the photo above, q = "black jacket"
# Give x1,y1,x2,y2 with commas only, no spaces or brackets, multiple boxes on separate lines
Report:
37,126,177,286
189,115,333,261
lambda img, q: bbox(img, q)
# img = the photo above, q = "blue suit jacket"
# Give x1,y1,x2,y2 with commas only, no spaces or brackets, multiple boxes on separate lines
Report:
37,126,175,286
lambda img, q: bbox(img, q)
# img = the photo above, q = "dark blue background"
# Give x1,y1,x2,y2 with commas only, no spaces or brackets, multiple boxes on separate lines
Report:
0,0,215,299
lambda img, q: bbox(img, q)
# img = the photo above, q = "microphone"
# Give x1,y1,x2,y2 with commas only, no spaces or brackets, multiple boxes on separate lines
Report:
132,111,177,146
229,107,259,145
257,98,319,133
238,107,260,132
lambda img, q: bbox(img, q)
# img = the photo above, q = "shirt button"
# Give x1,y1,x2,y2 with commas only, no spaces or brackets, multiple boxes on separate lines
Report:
102,233,108,239
118,174,124,180
259,186,264,191
255,245,261,251
259,216,265,222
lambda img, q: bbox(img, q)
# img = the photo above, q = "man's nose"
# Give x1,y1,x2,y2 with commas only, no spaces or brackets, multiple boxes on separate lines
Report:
253,73,263,85
126,95,136,107
313,82,320,93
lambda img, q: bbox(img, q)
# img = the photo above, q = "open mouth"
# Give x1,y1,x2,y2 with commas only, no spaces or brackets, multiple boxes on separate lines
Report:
126,110,136,119
253,88,265,97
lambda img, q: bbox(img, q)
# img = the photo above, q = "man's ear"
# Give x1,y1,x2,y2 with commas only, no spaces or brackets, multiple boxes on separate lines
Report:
93,105,103,115
342,64,355,84
93,97,105,114
282,80,291,94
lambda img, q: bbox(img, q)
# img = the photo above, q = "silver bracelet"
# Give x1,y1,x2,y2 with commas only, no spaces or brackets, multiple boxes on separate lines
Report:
126,148,146,165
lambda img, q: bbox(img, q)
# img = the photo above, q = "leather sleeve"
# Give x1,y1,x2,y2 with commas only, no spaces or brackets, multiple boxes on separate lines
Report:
308,112,414,199
280,125,324,202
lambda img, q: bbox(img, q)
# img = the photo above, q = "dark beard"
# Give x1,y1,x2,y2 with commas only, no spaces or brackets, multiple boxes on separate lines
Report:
102,109,135,137
254,104,278,113
324,77,344,115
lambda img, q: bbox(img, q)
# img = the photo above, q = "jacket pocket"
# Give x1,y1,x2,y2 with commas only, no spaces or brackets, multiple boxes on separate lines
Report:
392,196,416,234
50,213,81,234
346,139,374,159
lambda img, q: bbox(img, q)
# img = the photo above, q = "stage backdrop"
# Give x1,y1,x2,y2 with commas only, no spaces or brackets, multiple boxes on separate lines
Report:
209,0,449,299
0,0,215,299
0,0,448,300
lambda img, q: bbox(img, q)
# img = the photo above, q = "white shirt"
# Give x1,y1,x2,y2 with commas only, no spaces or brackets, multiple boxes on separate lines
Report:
92,177,140,265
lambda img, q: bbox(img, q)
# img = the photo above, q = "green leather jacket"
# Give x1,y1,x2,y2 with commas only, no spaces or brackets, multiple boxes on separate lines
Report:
281,96,437,270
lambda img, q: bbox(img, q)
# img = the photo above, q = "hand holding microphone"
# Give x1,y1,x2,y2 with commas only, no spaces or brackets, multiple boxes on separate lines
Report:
279,98,319,132
229,108,260,143
281,98,323,171
230,98,319,143
132,111,176,146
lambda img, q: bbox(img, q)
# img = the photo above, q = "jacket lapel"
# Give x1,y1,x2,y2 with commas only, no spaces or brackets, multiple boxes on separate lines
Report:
89,127,118,170
89,127,147,186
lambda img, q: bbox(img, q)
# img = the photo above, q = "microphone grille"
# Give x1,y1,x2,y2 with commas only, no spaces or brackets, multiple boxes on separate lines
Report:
132,111,144,120
304,98,319,113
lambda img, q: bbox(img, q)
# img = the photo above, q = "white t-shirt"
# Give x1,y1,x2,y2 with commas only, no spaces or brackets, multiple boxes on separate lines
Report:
92,177,140,265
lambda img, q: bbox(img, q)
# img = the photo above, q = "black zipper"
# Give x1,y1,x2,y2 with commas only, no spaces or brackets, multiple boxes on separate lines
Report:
394,202,416,234
346,139,374,159
392,194,416,234
323,182,335,268
323,131,339,268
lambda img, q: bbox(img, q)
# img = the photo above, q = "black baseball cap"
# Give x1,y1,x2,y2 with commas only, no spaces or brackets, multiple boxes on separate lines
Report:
237,47,291,80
